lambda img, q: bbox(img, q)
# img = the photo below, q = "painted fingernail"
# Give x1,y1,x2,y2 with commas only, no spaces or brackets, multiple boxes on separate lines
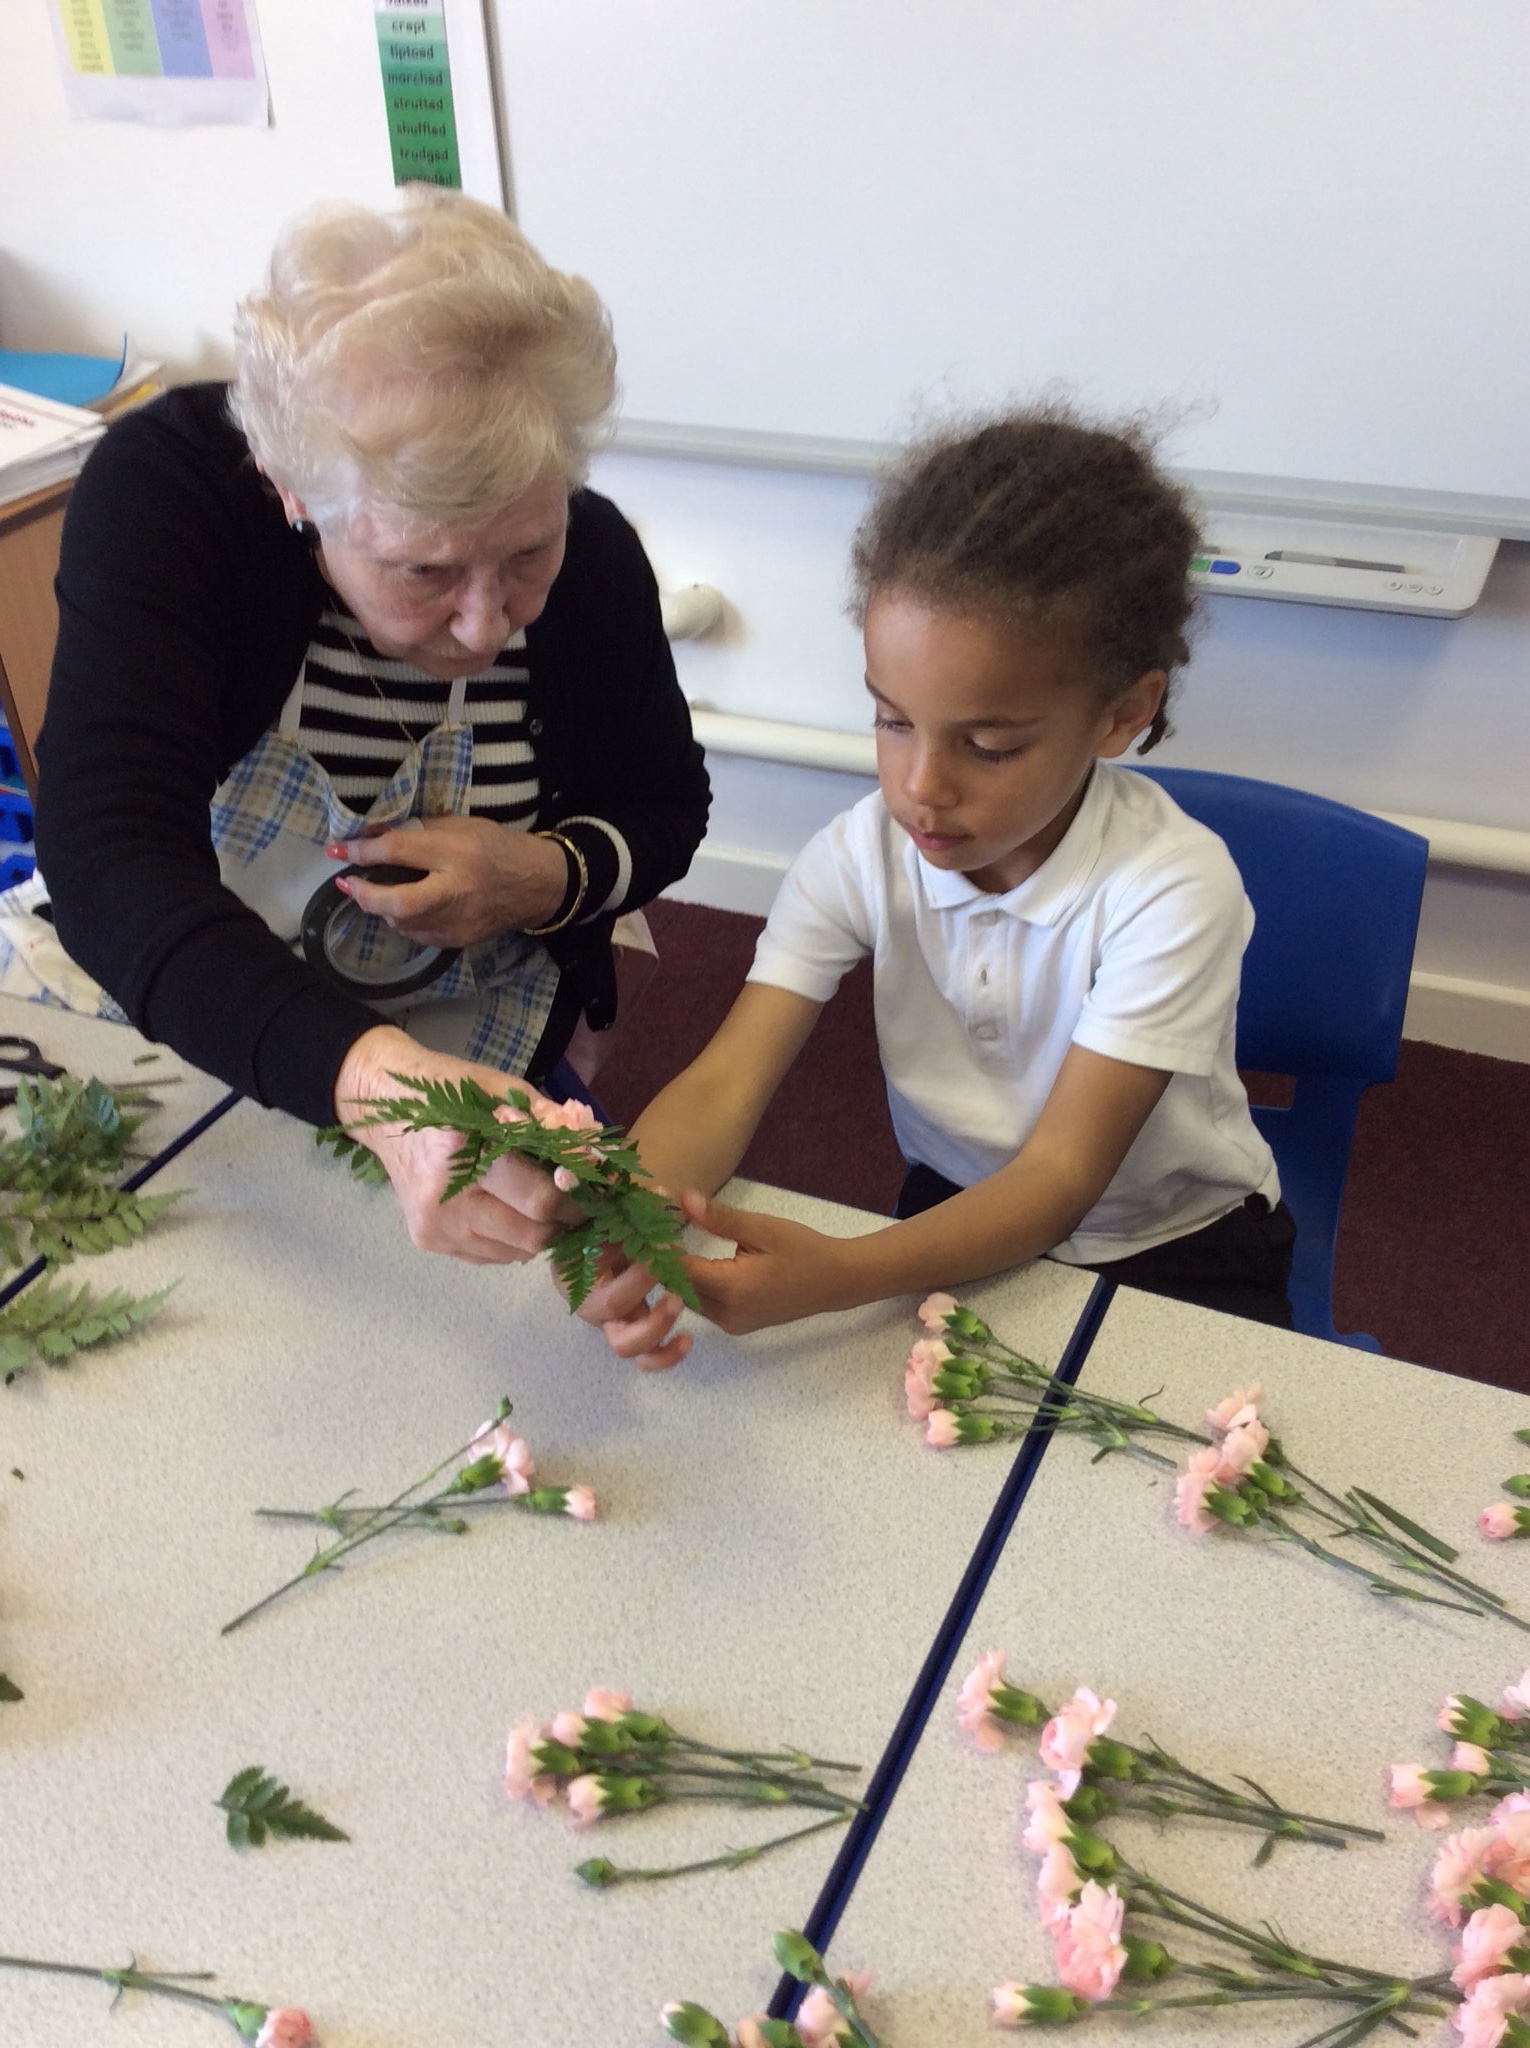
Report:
334,876,353,896
326,844,348,859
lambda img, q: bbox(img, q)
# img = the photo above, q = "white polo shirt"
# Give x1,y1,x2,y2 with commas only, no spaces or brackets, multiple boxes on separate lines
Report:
748,764,1280,1265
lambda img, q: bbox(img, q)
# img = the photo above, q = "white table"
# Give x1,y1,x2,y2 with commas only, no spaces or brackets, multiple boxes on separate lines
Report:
0,990,235,1171
825,1282,1530,2046
1,1093,1098,2047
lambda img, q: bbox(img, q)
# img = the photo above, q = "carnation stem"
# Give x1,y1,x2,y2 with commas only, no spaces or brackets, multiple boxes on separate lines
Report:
0,1955,233,2021
1263,1513,1489,1618
582,1811,848,1886
222,1416,504,1635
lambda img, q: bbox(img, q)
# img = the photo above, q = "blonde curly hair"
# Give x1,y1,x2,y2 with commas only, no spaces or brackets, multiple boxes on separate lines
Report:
230,187,617,533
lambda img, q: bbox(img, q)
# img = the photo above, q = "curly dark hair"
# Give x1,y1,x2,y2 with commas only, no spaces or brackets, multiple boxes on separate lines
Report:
849,405,1200,752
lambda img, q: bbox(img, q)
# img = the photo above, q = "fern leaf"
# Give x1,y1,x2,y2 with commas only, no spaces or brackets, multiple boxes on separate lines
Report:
0,1280,174,1379
217,1766,348,1847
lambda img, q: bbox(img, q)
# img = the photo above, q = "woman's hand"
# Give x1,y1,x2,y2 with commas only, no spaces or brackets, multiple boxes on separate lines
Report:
327,819,568,947
334,1024,577,1263
573,1247,693,1372
676,1191,853,1334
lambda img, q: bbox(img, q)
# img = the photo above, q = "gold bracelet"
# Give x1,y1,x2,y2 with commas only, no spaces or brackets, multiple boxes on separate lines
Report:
524,829,590,936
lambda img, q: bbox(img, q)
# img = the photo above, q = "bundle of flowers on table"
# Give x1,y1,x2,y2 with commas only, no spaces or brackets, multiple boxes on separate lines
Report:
321,1077,697,1311
959,1658,1381,1859
663,1931,883,2046
506,1687,863,1887
983,1682,1450,2040
1388,1668,1530,1831
222,1399,594,1635
1478,1429,1530,1543
1380,1667,1530,2045
0,1951,312,2043
909,1296,1527,1632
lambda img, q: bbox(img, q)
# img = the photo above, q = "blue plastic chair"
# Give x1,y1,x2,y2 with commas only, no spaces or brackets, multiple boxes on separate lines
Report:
1130,767,1428,1348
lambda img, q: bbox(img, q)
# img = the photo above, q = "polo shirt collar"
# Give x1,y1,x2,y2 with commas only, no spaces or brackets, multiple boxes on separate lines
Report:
916,764,1111,926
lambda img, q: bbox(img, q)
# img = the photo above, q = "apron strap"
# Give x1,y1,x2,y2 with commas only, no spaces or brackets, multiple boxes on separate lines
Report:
278,663,307,740
447,672,469,724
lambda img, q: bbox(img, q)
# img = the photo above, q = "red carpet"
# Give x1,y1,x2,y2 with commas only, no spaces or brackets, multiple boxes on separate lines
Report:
600,900,1530,1393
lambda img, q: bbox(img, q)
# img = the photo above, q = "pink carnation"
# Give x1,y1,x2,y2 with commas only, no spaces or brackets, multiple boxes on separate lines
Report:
1495,1794,1530,1826
1216,1418,1269,1481
918,1292,958,1331
1433,1827,1512,1927
925,1409,960,1448
549,1709,586,1747
1389,1763,1449,1820
1505,1674,1530,1721
904,1338,950,1421
990,1984,1029,2027
957,1650,1010,1753
1491,1811,1530,1893
1174,1445,1226,1536
535,1098,600,1133
1022,1779,1072,1854
1039,1688,1117,1795
256,2014,314,2048
1037,1841,1082,1929
584,1687,632,1721
564,1486,598,1521
1454,1743,1494,1778
1482,1504,1524,1541
1054,1881,1128,2003
1205,1383,1264,1434
566,1774,606,1826
492,1103,530,1125
469,1419,537,1496
505,1714,557,1805
795,1969,870,2045
1454,1972,1530,2048
1454,1904,1529,1993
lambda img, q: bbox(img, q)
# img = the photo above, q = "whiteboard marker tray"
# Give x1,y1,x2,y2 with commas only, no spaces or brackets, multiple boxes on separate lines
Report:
1188,512,1498,617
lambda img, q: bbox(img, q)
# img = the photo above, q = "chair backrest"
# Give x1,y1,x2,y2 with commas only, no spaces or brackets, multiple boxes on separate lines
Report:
1130,767,1428,1083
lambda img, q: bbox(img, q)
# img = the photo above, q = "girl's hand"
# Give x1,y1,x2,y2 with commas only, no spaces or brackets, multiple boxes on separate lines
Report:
678,1191,851,1334
573,1247,693,1372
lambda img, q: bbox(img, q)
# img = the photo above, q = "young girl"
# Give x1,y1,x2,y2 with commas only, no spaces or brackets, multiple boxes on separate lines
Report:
583,408,1294,1368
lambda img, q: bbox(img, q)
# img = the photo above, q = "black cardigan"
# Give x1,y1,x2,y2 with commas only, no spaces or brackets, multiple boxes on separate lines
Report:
34,384,710,1126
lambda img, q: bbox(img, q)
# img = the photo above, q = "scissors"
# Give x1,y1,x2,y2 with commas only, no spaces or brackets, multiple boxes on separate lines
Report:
0,1035,68,1108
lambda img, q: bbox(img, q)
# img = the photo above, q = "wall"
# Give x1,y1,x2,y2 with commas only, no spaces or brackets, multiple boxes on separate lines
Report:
590,449,1530,1061
3,1,1525,1059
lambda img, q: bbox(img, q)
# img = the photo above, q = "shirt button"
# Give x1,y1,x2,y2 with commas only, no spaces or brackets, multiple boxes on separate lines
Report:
974,911,998,927
975,1024,999,1042
978,968,989,986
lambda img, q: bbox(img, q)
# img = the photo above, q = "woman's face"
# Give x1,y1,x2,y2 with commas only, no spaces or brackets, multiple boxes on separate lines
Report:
314,476,570,679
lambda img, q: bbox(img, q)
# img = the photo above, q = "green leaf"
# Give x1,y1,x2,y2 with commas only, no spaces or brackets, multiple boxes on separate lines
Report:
1350,1487,1460,1562
0,1673,22,1702
0,1279,173,1378
217,1765,349,1847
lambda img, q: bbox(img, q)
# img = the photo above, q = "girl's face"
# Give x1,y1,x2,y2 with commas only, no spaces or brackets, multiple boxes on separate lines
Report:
310,476,570,679
864,593,1166,894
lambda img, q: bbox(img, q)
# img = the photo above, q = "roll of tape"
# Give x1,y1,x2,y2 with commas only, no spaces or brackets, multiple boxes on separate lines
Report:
300,864,461,998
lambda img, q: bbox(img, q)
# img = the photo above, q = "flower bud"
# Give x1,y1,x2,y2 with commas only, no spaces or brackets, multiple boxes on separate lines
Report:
1122,1937,1174,1982
772,1930,824,1983
223,2005,270,2041
1247,1459,1297,1500
661,2001,732,2045
1204,1486,1256,1526
1062,1786,1115,1824
1066,1828,1120,1876
990,1982,1090,2026
991,1684,1048,1726
576,1857,619,1888
453,1454,504,1494
1080,1737,1137,1783
1438,1694,1503,1745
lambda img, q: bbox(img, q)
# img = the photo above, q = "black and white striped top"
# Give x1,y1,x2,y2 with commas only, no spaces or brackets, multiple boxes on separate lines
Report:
295,608,539,824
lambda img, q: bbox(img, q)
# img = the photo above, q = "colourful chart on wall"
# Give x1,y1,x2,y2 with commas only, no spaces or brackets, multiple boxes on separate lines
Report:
374,0,463,189
49,0,270,125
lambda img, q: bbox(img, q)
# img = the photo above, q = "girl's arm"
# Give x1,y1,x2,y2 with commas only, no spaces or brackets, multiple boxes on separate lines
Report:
679,1043,1171,1333
574,982,826,1366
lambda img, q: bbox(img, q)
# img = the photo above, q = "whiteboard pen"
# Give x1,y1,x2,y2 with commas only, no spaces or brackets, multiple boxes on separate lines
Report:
1266,549,1408,573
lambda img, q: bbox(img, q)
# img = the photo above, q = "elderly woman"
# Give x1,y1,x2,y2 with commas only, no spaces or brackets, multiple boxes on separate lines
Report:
33,188,709,1262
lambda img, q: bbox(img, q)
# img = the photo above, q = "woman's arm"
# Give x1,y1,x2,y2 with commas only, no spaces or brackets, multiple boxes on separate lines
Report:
679,1043,1171,1333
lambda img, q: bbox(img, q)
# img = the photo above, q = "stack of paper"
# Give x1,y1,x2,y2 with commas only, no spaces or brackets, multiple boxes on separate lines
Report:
0,383,106,512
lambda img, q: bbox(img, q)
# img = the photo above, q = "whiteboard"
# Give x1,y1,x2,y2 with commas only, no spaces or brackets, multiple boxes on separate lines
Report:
492,0,1530,532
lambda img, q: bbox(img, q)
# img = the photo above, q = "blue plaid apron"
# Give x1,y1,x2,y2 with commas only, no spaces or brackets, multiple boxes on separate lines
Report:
210,659,562,1075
